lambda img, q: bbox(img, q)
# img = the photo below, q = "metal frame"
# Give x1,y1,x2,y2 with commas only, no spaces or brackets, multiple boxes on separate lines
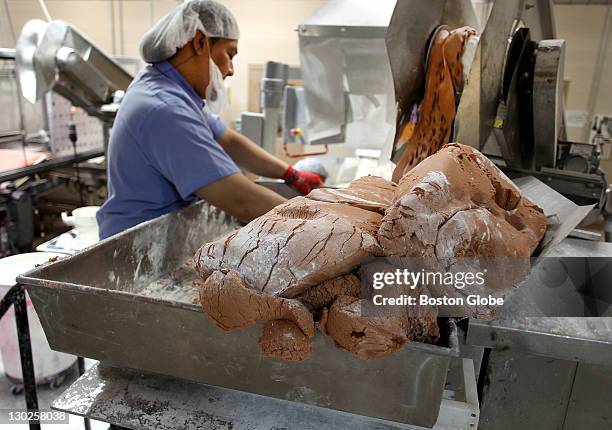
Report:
18,200,460,428
0,284,39,429
0,283,91,430
50,358,479,430
0,149,104,183
472,317,612,429
468,319,612,366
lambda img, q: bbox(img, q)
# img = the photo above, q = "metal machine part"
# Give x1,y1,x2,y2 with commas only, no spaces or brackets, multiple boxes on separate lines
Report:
513,177,594,257
605,186,612,242
486,32,568,172
489,27,536,169
379,0,609,228
533,39,567,169
260,62,288,154
0,190,34,255
385,0,479,162
46,92,105,157
1,50,47,143
558,141,601,174
241,61,298,152
297,0,397,148
454,0,557,151
1,49,106,158
53,360,479,430
244,0,402,154
467,238,612,428
469,316,612,429
19,201,460,428
15,19,132,125
476,349,612,430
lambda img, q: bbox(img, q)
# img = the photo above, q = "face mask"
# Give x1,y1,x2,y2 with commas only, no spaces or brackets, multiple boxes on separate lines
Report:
204,39,228,115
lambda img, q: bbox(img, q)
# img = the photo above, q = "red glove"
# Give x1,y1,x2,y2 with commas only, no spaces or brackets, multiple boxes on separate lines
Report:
283,166,324,195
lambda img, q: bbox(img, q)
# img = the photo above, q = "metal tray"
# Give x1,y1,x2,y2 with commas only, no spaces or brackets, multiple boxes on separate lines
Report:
19,201,459,428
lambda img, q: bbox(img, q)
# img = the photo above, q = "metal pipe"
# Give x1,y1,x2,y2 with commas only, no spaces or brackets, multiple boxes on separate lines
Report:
36,0,52,22
13,285,41,430
583,6,612,142
2,0,27,153
605,186,612,243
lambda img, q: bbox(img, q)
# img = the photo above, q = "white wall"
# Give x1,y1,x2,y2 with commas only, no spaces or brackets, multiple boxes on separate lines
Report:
555,5,612,179
556,6,612,137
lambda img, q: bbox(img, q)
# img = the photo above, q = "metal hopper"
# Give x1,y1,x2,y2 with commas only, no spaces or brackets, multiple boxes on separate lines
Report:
19,201,460,428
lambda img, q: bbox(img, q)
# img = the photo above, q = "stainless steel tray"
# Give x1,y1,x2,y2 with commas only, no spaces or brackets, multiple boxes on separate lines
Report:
19,201,459,428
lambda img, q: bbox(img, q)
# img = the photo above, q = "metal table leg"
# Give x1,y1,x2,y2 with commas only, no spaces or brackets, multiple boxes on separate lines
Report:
477,347,491,402
78,356,91,430
0,284,40,430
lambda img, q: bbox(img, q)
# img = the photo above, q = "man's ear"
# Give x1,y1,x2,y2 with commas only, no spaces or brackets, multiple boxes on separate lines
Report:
193,31,206,55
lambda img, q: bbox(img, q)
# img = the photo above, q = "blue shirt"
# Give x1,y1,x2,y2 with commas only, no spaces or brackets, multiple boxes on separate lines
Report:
97,61,240,239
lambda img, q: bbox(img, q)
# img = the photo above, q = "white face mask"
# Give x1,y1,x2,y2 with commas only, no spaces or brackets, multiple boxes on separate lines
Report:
204,40,228,115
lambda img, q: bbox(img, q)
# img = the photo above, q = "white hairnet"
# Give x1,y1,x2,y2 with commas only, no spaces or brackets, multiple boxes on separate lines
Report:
140,0,240,63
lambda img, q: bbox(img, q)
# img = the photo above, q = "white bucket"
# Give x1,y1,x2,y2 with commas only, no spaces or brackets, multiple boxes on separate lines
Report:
61,206,100,242
0,252,76,381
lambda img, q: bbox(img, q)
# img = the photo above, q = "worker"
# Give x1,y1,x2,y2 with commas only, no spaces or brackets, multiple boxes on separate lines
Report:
97,0,323,240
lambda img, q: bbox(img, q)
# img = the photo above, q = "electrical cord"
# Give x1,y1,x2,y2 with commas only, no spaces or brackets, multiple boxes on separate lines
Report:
69,123,85,207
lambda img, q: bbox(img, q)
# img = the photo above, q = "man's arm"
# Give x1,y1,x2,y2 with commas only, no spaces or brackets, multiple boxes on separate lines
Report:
217,129,324,195
195,173,287,223
217,129,288,178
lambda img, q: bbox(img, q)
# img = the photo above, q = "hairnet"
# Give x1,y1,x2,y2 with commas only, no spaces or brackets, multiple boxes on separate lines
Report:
140,0,240,63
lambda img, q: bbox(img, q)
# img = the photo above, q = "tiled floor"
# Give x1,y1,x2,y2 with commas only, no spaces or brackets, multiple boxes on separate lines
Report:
0,356,108,430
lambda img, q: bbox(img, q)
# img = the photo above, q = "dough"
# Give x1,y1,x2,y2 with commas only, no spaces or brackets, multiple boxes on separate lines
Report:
307,176,397,214
258,320,314,361
195,197,383,299
392,27,478,182
380,143,546,259
380,143,546,317
296,274,363,312
323,293,439,360
198,270,315,337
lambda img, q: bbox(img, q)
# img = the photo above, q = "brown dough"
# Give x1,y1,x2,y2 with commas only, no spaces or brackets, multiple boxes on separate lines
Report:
392,27,478,182
307,176,397,214
258,320,314,361
324,295,410,360
195,197,383,299
380,143,545,317
380,143,546,259
324,294,439,360
359,260,440,343
198,270,315,337
296,274,363,312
